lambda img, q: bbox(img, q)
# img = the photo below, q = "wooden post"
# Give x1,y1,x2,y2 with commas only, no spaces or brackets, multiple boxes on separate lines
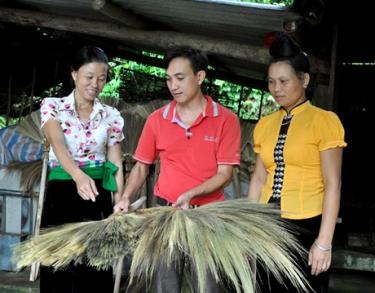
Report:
237,85,245,116
29,139,49,281
232,167,242,198
113,256,124,293
6,73,12,126
29,65,37,114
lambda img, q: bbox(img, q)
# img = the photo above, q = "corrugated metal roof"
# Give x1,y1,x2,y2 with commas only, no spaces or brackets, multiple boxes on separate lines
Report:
15,0,107,20
113,0,297,45
14,0,297,46
0,0,303,83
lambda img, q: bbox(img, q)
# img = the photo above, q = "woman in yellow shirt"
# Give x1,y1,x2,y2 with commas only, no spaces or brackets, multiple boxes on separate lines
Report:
248,34,346,292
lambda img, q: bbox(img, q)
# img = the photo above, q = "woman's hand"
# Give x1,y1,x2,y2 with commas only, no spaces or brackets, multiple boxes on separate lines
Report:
73,171,99,202
309,147,342,276
308,241,332,276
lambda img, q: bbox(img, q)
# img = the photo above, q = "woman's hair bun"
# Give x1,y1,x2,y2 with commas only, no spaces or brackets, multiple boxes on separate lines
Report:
268,33,310,74
269,34,303,59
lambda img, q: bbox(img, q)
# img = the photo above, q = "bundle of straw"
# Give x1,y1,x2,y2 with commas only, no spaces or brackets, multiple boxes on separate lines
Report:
17,109,43,144
13,199,310,293
119,99,168,155
13,212,145,270
130,200,309,293
6,160,42,194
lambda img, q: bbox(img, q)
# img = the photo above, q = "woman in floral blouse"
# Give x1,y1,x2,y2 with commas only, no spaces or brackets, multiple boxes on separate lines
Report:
40,46,124,293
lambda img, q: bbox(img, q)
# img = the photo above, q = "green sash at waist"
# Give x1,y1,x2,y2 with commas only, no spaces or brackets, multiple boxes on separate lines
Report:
48,161,118,192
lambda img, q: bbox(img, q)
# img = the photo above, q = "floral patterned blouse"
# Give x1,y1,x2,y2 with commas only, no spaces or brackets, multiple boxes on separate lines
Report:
40,91,124,168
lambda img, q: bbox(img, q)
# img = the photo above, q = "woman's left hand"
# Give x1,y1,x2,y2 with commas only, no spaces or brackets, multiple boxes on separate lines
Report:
308,242,331,276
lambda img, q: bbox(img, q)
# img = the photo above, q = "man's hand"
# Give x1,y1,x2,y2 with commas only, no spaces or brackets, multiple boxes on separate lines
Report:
173,192,194,210
114,197,131,213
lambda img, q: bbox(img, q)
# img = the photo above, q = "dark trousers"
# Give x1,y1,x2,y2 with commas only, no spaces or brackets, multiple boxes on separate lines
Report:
40,179,114,293
148,197,219,293
256,215,329,293
40,264,113,293
148,260,219,293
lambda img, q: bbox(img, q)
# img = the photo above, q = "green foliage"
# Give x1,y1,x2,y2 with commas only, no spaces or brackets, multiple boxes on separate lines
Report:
0,116,6,128
208,79,278,120
101,57,279,120
0,115,18,129
9,83,63,122
43,82,63,98
141,51,164,59
239,89,280,119
100,57,167,103
16,53,278,122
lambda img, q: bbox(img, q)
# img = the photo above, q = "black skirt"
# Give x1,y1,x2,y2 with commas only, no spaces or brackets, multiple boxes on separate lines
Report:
256,215,329,293
40,179,114,293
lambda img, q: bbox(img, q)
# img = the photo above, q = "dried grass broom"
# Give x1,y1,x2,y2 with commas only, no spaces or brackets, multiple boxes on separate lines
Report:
13,199,310,293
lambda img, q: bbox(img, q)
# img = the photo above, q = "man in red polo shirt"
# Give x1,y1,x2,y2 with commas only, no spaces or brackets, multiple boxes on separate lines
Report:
114,47,240,292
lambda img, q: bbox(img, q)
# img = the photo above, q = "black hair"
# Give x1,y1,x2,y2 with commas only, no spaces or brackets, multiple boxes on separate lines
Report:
70,46,109,72
164,47,208,74
269,34,310,76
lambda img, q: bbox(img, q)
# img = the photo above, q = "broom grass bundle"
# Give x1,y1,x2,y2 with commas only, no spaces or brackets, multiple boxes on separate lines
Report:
119,99,169,155
17,109,43,144
85,212,143,269
13,199,310,293
13,212,145,270
4,110,44,194
130,200,310,293
6,160,43,194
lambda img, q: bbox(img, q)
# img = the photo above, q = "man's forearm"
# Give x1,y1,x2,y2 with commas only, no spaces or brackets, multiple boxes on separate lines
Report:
185,166,233,200
120,162,150,201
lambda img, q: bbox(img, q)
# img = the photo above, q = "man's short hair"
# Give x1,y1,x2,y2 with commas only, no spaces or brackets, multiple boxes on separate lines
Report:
165,47,208,74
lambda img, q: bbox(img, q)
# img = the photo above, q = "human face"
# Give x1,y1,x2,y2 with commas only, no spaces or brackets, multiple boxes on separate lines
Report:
268,61,309,111
71,62,108,103
166,57,205,105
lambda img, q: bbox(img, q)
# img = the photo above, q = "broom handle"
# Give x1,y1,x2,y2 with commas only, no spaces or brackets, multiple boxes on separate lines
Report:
30,141,49,281
113,196,147,293
113,256,124,293
128,195,147,212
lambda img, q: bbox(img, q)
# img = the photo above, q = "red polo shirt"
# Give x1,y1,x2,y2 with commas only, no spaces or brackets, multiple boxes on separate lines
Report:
134,96,241,205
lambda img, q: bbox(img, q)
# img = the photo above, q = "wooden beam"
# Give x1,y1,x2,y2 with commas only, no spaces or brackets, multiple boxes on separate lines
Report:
333,249,375,272
92,0,149,29
0,7,270,65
